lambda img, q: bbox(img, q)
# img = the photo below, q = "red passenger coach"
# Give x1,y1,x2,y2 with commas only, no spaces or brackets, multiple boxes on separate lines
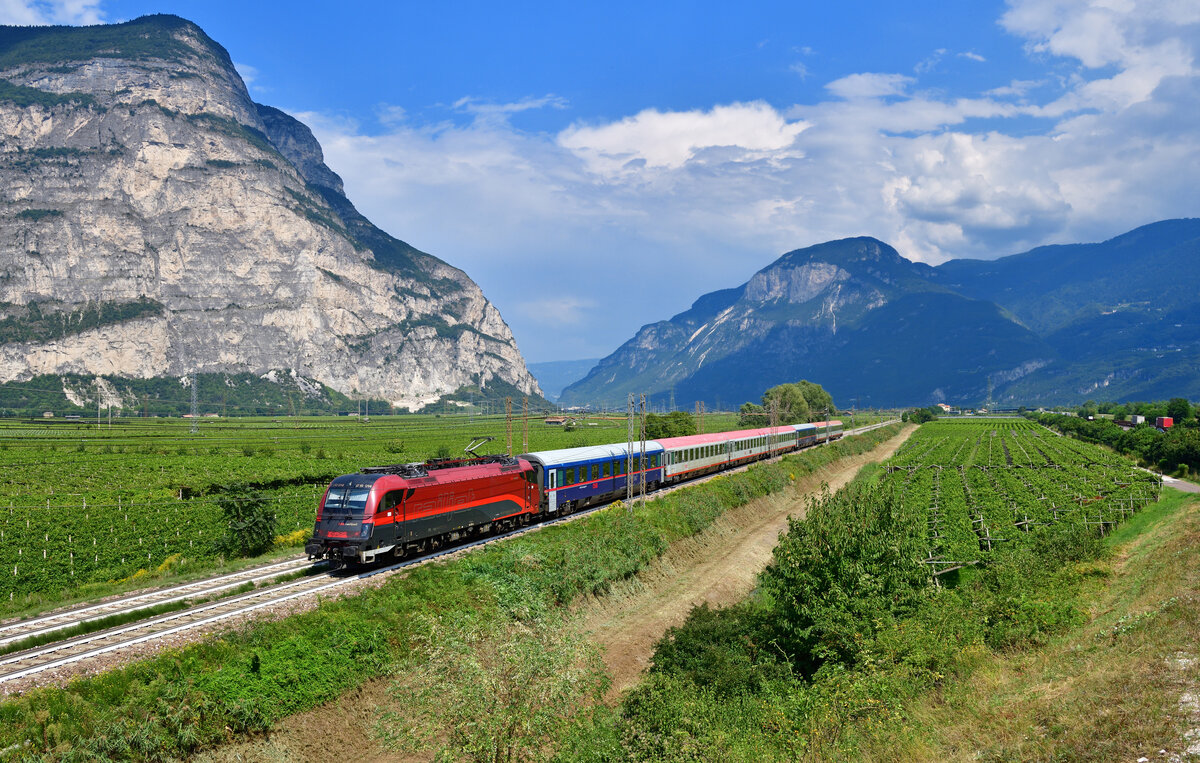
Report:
306,455,538,564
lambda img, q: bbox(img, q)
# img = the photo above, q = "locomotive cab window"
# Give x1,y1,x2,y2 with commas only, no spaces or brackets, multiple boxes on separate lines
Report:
322,486,371,517
380,491,402,512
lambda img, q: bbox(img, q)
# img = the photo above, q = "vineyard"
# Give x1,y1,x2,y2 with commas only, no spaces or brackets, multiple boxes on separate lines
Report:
0,411,706,605
882,419,1162,578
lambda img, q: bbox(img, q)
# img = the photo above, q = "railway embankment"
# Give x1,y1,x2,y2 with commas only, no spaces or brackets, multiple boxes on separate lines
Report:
0,424,902,761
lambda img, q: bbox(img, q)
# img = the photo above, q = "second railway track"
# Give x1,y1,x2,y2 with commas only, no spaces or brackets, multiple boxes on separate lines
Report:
0,422,895,688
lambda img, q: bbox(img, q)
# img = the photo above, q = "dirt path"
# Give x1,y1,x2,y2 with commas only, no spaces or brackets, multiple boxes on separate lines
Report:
195,426,913,761
579,424,915,701
1162,475,1200,494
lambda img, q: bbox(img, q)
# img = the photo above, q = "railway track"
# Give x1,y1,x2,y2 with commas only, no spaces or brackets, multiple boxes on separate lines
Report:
0,555,315,650
0,421,896,687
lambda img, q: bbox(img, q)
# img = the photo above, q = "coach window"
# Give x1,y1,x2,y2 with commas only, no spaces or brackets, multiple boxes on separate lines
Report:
590,464,598,481
566,467,576,484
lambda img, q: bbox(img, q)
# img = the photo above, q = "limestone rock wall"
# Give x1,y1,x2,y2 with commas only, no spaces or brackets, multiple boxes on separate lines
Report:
0,15,540,407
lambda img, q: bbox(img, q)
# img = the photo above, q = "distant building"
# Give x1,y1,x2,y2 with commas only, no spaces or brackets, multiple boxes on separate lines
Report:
543,416,568,425
42,411,53,418
936,403,952,412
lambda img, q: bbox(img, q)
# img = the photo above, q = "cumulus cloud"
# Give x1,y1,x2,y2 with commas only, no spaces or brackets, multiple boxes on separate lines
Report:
301,0,1200,360
558,102,809,176
0,0,103,24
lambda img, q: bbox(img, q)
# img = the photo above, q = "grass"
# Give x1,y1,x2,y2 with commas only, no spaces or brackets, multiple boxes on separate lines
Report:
0,546,307,622
0,563,329,658
0,426,902,761
1,410,844,611
855,487,1200,761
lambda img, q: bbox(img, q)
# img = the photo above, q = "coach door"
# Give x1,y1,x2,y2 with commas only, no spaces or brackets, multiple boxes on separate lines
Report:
548,468,558,513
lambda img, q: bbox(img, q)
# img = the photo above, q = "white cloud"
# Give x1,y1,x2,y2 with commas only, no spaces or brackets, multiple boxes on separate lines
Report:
300,0,1200,360
987,79,1042,97
453,94,568,125
376,104,407,127
558,102,809,176
825,72,915,99
513,297,597,326
959,51,987,62
0,0,103,24
789,61,810,79
234,61,259,88
916,49,947,74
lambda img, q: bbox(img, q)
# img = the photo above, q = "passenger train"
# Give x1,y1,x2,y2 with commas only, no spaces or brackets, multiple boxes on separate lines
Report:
306,420,843,564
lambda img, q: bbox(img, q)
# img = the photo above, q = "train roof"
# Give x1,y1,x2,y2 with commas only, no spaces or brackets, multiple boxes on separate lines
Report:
656,425,798,450
520,441,664,467
348,456,532,488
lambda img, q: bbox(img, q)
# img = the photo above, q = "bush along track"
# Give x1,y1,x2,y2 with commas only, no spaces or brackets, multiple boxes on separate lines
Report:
552,419,1169,761
0,424,902,761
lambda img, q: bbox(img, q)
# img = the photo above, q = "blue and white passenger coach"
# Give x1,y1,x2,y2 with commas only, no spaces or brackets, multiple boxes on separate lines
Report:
520,442,665,514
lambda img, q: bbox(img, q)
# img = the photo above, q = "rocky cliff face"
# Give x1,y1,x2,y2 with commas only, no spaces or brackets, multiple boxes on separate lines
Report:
0,15,541,408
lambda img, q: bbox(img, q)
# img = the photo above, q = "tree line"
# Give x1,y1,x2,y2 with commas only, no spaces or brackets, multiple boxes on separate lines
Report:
1032,398,1200,475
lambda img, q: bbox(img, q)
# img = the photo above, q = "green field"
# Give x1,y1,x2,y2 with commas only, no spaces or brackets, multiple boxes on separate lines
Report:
882,419,1160,574
0,412,760,608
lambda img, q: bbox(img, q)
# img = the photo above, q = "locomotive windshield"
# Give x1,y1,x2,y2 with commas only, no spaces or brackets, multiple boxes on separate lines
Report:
323,486,372,517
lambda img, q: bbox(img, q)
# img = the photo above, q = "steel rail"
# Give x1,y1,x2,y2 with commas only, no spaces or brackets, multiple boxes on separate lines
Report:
0,422,895,685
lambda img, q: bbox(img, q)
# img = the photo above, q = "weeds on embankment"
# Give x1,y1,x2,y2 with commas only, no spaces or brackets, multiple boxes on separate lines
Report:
0,426,901,761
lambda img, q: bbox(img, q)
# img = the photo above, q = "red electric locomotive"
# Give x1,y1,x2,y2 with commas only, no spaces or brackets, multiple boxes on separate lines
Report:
305,455,539,564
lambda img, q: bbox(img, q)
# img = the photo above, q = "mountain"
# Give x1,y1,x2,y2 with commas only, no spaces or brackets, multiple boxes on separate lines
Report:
561,237,1050,408
561,221,1200,409
0,15,541,410
527,358,599,402
933,219,1200,334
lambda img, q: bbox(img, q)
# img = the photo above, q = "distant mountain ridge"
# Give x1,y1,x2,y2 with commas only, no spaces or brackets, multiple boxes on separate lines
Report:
527,358,600,402
0,15,542,409
560,219,1200,408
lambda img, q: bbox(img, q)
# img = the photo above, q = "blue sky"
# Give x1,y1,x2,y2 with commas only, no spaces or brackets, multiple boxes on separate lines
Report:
4,1,1200,364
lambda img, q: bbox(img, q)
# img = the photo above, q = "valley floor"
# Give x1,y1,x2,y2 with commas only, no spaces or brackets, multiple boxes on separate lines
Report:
194,427,915,762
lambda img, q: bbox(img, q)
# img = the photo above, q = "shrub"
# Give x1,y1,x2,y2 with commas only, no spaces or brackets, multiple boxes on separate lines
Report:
214,485,276,558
